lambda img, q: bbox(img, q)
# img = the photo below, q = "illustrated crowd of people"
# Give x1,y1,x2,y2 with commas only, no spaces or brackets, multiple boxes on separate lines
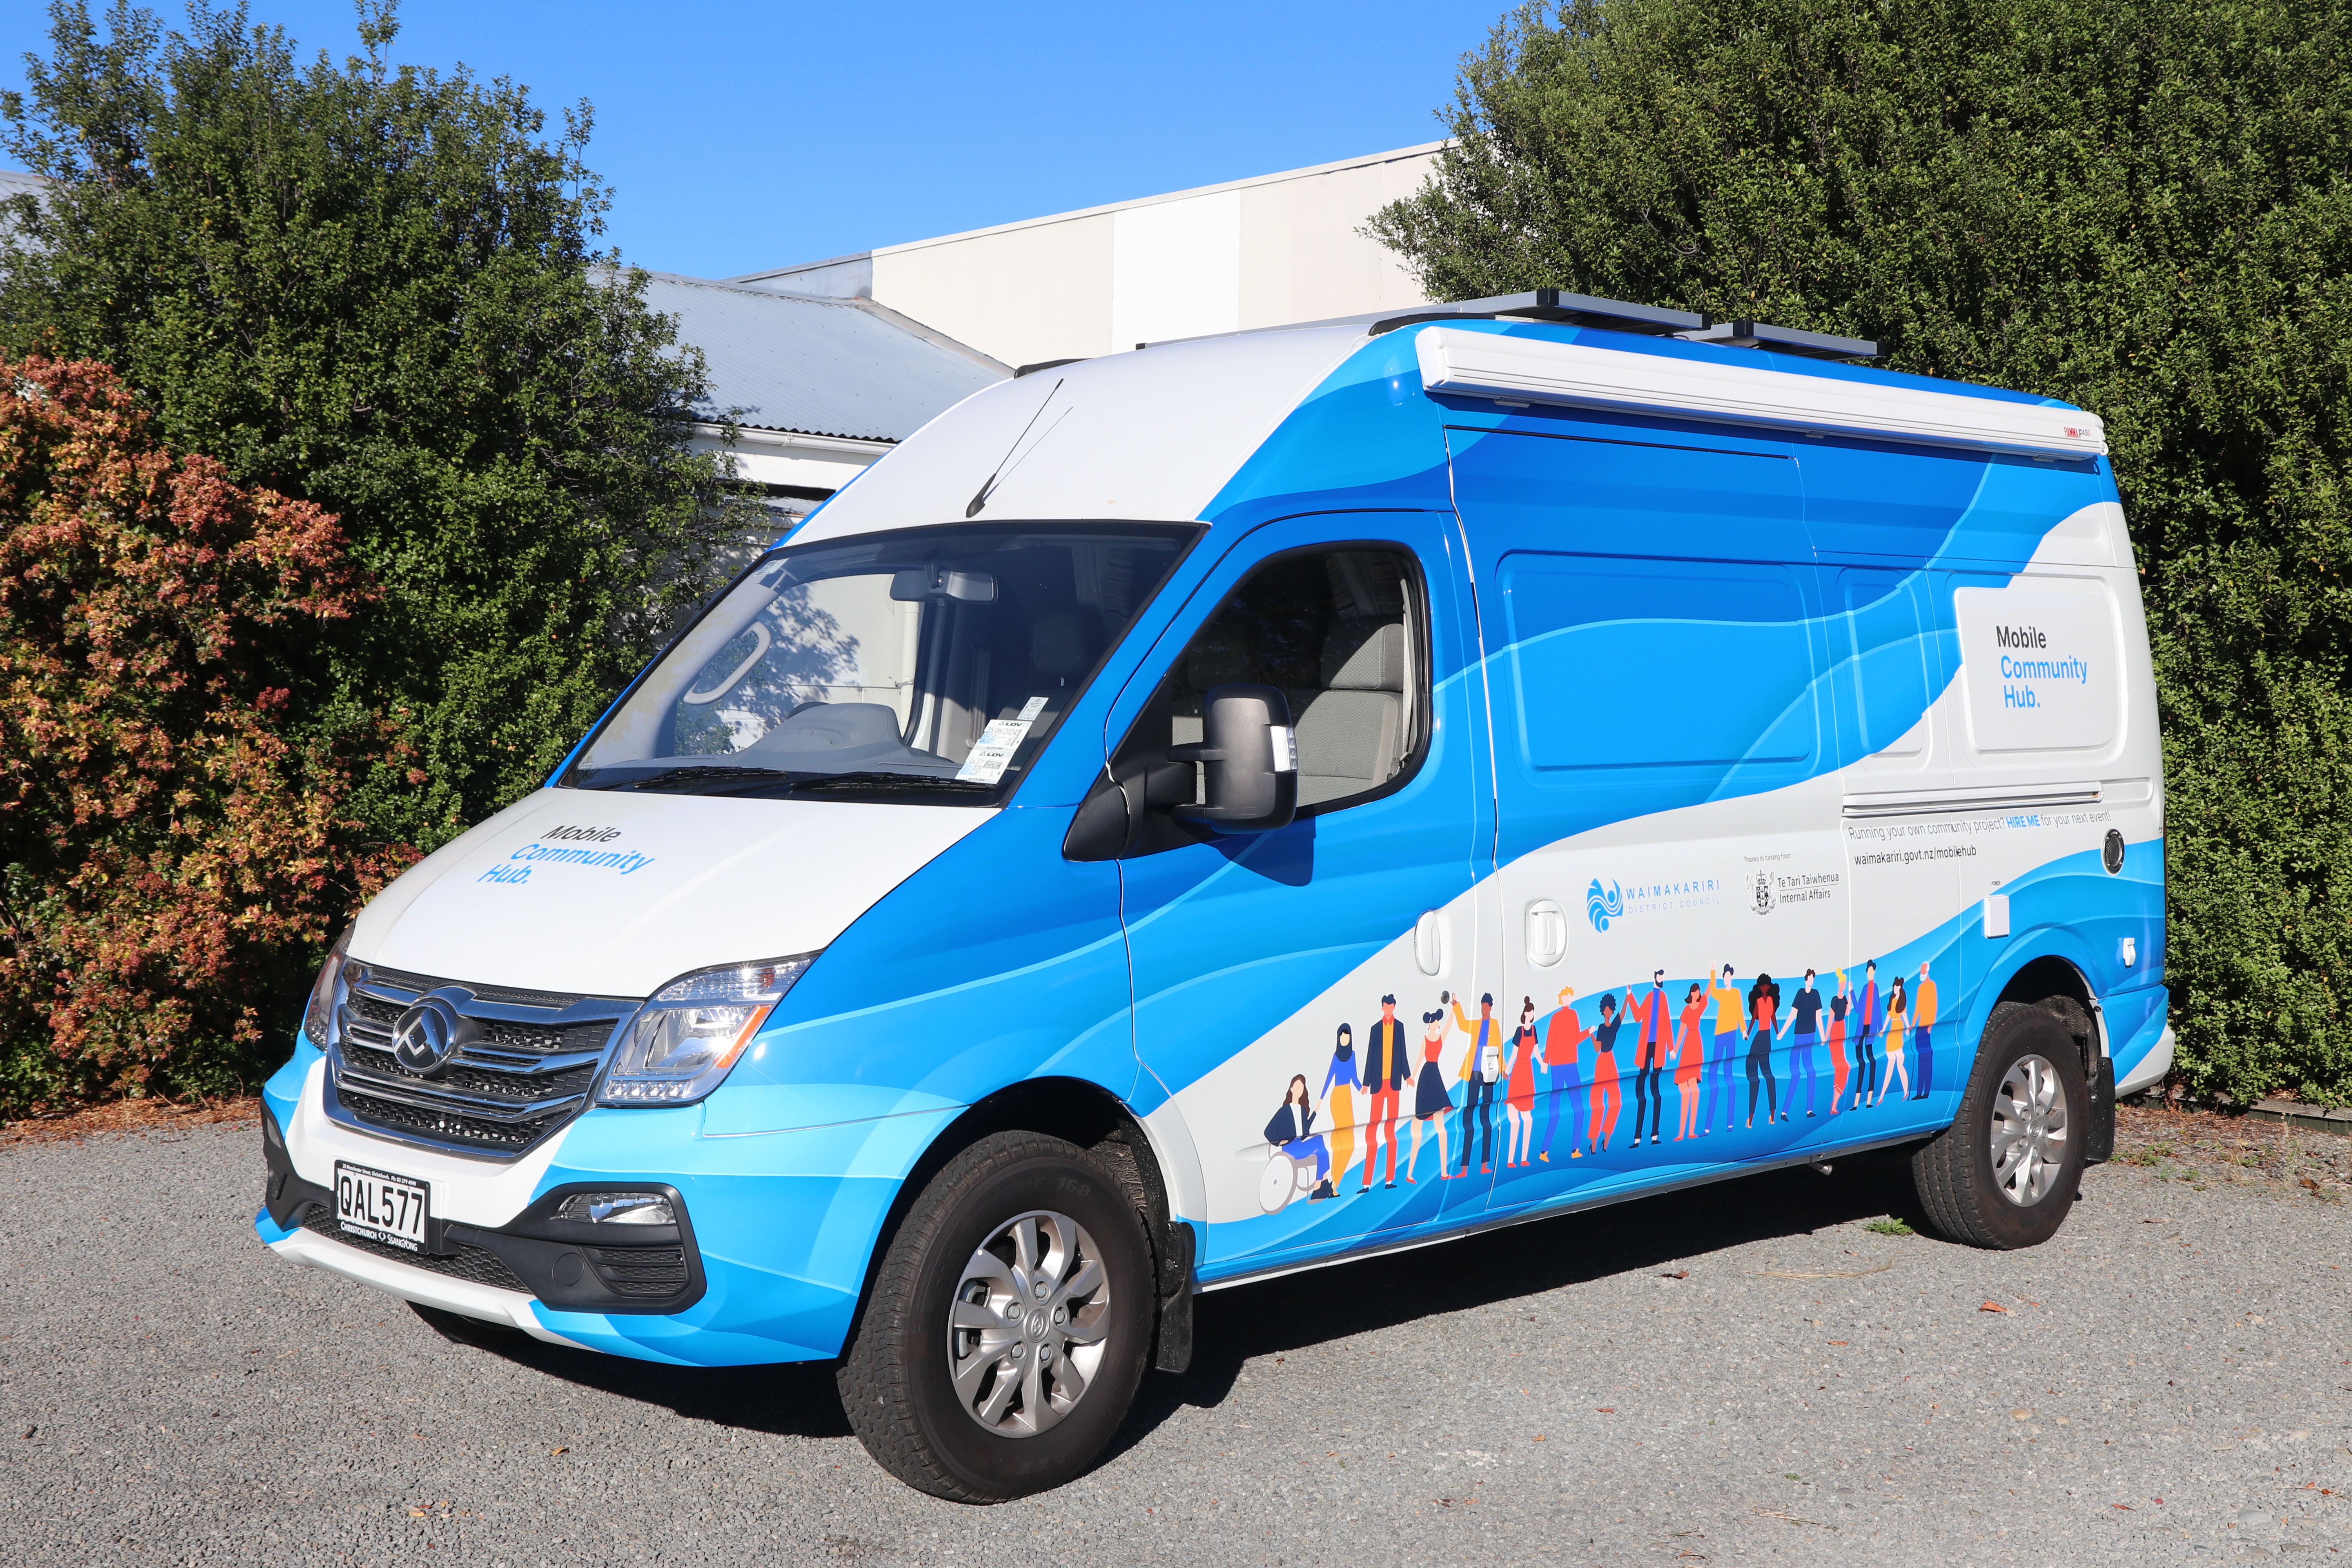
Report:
1264,958,1942,1197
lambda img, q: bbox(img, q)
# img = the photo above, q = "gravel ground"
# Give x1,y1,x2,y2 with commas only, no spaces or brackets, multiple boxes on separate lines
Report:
1,1112,2346,1566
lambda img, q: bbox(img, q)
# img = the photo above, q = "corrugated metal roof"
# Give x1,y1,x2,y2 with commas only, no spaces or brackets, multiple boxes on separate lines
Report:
637,270,1006,443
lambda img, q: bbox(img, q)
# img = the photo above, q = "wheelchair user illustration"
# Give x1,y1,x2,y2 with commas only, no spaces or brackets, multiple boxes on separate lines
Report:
1259,1073,1335,1213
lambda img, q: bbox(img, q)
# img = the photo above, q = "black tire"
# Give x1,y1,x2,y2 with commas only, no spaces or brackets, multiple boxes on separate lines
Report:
1911,1003,2088,1249
836,1131,1152,1501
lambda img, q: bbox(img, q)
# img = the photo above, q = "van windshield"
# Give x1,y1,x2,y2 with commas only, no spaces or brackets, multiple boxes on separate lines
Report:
564,523,1197,802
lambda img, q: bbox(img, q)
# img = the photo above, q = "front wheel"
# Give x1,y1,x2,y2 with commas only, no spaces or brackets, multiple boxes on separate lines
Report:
1911,1003,2087,1249
837,1131,1152,1501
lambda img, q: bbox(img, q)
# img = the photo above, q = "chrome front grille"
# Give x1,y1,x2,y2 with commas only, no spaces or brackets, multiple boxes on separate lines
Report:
325,963,638,1158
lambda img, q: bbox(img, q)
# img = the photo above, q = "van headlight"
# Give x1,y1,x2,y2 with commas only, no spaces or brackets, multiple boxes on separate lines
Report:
301,929,352,1051
598,955,816,1106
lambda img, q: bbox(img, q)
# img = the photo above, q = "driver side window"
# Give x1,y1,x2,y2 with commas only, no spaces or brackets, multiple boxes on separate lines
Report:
1070,544,1430,862
1169,547,1423,809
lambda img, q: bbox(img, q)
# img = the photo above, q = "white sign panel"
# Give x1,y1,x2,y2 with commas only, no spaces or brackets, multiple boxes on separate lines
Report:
1954,579,2120,753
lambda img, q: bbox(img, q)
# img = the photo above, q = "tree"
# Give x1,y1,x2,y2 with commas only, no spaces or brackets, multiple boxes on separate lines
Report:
0,352,412,1110
0,0,741,857
1371,0,2352,1106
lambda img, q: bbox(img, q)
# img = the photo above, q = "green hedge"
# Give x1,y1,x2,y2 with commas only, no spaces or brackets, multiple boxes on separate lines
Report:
1371,0,2352,1106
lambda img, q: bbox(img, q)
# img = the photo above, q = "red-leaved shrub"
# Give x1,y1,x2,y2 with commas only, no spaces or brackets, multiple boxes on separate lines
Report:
0,354,417,1109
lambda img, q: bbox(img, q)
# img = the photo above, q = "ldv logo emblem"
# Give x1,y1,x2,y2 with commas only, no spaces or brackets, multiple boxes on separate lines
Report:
392,995,468,1074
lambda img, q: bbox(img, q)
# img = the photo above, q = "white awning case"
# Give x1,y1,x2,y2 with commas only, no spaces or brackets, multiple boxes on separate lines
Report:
1414,327,2107,459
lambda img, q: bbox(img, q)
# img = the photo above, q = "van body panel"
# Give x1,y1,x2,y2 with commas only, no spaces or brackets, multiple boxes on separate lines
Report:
715,804,1140,1126
1127,330,2160,1281
2108,989,2174,1093
1194,329,1459,526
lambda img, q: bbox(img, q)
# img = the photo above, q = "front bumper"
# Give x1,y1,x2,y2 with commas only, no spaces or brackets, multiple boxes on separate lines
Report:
258,1046,962,1366
261,1106,707,1315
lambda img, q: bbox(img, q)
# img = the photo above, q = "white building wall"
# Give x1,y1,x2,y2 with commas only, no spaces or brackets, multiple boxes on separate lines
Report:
868,214,1116,372
1109,188,1243,350
736,142,1444,370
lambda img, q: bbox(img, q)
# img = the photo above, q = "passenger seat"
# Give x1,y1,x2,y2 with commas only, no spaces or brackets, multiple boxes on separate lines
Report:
1294,618,1406,806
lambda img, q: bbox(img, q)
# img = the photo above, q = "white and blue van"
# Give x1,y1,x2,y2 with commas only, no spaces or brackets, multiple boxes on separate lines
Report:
257,292,2168,1500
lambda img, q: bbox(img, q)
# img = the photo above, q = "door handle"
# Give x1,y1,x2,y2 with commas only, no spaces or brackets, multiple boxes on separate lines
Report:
1413,910,1447,976
1525,900,1568,967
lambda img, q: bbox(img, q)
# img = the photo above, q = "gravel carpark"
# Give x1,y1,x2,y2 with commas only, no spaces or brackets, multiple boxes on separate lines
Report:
0,1103,2345,1566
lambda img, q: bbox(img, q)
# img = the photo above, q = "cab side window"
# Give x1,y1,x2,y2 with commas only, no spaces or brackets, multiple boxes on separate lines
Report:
1170,547,1424,810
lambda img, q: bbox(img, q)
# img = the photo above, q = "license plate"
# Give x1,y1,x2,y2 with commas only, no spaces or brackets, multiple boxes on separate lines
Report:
334,1161,429,1252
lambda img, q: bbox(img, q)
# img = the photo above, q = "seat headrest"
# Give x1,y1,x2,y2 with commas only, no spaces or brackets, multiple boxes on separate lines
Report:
1322,618,1405,691
1031,608,1102,677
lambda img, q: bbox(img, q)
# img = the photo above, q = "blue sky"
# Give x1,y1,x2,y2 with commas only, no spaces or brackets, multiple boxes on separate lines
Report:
0,1,1504,280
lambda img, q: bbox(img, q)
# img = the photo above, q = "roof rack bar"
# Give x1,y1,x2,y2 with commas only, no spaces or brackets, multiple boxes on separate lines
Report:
1370,289,1704,338
1676,320,1881,361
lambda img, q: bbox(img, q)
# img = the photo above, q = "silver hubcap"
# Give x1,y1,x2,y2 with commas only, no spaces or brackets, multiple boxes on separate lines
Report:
946,1210,1111,1438
1990,1052,2070,1206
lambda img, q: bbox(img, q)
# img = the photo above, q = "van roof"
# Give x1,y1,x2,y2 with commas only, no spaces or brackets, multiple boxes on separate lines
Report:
792,314,2098,544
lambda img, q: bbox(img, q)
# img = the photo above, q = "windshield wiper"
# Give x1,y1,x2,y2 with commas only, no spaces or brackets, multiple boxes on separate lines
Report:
602,765,791,792
784,771,997,796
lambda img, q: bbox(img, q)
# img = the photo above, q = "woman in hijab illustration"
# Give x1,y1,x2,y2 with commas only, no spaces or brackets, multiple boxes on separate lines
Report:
1264,1074,1334,1199
1406,1005,1453,1183
1877,976,1912,1104
1503,996,1540,1167
1321,1023,1361,1191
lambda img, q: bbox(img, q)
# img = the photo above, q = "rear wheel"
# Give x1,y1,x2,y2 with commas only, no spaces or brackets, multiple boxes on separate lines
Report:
837,1131,1151,1501
1911,1004,2087,1249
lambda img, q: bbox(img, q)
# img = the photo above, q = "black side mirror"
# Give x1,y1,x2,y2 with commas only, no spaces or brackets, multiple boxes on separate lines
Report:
1170,683,1297,834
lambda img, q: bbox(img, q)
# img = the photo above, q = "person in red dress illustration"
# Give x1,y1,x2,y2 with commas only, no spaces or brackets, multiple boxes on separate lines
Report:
1826,969,1851,1117
1672,982,1708,1140
1503,996,1540,1167
1405,1005,1453,1183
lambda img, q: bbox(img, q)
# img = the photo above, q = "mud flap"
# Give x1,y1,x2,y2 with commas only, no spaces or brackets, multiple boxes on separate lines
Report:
1152,1219,1196,1373
2084,1053,2116,1165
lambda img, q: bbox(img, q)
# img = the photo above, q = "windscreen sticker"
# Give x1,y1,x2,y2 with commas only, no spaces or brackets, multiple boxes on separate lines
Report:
1018,695,1049,721
956,718,1034,784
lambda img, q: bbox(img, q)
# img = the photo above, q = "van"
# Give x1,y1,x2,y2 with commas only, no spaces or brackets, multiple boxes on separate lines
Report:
256,293,2168,1500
